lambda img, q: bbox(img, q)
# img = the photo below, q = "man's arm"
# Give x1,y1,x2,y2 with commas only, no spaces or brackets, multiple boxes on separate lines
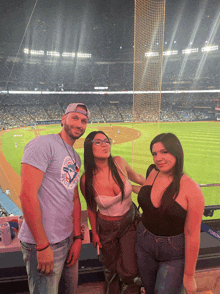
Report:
72,186,81,237
65,186,82,267
19,163,54,275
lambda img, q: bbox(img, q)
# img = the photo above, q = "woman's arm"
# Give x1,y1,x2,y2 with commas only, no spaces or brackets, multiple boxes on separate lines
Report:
87,208,102,248
80,174,97,233
115,156,146,185
132,185,142,194
66,186,82,267
132,165,157,194
183,180,205,293
80,174,101,248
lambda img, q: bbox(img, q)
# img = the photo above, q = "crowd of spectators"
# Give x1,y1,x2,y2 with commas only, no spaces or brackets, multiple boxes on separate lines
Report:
1,51,220,92
0,92,217,129
0,204,8,217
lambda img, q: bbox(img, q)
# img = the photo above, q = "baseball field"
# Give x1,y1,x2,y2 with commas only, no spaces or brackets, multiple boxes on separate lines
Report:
0,121,219,220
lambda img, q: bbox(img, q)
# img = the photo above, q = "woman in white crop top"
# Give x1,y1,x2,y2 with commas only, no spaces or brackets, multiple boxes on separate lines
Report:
80,131,146,294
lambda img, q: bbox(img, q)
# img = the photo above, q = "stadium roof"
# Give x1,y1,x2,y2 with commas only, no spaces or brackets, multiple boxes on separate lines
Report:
0,0,219,60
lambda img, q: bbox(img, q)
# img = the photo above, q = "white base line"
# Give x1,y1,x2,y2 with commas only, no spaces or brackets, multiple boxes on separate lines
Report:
1,90,220,95
199,184,220,187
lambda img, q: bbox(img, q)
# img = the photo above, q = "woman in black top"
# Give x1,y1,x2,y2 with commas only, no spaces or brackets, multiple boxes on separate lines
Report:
135,133,204,294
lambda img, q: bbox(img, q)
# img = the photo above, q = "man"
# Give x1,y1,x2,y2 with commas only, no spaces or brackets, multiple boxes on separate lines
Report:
18,103,90,294
6,188,10,196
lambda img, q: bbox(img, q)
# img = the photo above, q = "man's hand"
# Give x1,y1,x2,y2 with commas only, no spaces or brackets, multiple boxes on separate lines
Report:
65,239,82,267
37,246,54,275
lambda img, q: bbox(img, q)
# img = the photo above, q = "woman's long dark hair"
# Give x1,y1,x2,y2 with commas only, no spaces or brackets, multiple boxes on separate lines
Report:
150,133,184,213
83,131,125,212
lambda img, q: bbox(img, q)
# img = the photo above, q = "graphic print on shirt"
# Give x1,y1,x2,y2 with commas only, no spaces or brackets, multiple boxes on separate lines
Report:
61,156,80,189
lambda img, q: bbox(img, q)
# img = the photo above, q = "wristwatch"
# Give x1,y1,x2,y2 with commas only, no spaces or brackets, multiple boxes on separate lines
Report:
73,234,84,241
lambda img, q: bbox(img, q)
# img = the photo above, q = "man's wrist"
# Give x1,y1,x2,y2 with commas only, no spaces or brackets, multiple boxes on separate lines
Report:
35,242,50,251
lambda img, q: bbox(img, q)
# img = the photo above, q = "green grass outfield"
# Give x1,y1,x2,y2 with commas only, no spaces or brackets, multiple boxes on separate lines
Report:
1,121,220,220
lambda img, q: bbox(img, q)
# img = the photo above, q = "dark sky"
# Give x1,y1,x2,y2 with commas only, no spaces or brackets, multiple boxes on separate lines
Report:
0,0,219,53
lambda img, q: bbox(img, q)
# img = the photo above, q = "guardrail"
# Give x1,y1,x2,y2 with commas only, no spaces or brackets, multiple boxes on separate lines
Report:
199,183,220,217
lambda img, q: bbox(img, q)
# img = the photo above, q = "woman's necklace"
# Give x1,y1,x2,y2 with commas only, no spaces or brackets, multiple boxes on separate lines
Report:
59,133,79,172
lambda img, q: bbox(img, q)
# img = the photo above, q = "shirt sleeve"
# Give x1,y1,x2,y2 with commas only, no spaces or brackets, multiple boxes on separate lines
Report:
21,136,52,172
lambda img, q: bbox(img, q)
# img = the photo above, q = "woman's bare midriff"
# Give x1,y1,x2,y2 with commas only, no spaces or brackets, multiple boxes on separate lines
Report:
98,208,130,221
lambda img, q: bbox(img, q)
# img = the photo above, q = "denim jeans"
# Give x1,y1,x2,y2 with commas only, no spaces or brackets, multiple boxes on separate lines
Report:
97,205,141,294
20,234,78,294
135,221,185,294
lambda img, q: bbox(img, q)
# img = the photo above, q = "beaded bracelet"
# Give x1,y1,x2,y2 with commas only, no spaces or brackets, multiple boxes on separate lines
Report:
35,242,50,251
73,234,84,241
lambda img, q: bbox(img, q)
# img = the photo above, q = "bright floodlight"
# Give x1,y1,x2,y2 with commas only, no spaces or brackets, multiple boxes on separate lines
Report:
30,50,44,55
201,45,218,52
182,48,199,54
62,52,76,57
94,87,108,90
24,48,29,54
77,53,92,58
163,50,178,56
47,51,60,57
145,52,159,57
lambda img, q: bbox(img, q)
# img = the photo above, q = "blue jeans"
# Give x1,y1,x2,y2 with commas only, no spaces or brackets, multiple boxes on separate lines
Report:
20,235,78,294
135,222,185,294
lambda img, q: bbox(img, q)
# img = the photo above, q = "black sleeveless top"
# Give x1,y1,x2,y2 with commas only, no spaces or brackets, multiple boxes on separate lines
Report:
138,173,187,236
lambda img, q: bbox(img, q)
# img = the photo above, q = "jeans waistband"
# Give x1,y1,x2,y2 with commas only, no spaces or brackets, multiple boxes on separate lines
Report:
140,221,184,240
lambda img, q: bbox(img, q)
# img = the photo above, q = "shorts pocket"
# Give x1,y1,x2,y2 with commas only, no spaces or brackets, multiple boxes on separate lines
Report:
136,222,147,238
20,241,33,263
20,241,32,252
52,237,68,250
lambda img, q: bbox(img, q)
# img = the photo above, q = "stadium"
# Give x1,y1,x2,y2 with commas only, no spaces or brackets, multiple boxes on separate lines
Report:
0,0,220,293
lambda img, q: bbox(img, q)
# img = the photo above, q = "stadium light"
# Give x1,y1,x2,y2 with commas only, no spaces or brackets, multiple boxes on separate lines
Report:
24,48,29,54
94,87,108,90
163,50,178,56
77,53,92,58
201,45,218,52
182,48,199,54
62,52,76,57
46,51,60,57
30,50,44,55
145,52,159,57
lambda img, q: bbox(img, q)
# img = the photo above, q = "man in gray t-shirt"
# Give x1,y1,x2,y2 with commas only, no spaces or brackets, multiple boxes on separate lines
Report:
18,103,90,294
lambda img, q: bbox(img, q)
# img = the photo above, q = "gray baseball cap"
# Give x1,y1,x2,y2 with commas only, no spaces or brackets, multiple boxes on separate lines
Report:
64,103,90,118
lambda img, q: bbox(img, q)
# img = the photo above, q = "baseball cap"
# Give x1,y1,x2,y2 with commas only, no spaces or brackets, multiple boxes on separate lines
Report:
64,103,90,118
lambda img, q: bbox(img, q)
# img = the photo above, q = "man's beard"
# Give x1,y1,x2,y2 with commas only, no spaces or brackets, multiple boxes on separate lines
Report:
64,122,85,140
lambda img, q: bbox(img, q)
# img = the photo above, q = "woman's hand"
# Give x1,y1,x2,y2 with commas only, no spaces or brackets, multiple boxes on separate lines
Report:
183,274,197,294
92,232,102,249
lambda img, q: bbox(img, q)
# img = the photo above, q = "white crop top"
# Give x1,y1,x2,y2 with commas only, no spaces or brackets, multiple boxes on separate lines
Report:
94,179,132,216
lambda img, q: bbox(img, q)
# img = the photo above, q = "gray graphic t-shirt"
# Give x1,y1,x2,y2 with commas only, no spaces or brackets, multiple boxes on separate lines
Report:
18,134,81,244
